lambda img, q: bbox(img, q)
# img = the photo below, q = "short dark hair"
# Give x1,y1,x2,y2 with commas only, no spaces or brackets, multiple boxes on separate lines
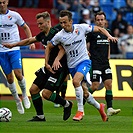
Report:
95,11,106,20
36,11,50,20
59,10,72,20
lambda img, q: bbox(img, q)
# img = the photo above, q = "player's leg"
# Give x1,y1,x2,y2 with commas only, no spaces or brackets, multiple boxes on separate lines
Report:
28,84,46,121
28,67,48,121
54,89,61,108
102,70,121,116
0,52,24,114
82,81,108,122
60,75,68,99
42,88,72,121
42,68,72,121
10,50,30,109
70,60,91,121
54,75,68,108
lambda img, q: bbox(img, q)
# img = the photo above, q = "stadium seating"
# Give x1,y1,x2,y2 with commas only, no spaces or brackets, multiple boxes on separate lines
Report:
71,11,81,24
125,12,133,25
113,0,126,9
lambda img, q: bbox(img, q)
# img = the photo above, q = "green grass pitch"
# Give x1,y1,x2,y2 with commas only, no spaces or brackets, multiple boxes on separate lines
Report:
0,98,132,133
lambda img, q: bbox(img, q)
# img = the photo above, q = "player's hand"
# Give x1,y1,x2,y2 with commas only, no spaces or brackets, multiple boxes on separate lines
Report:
29,43,36,50
107,36,118,43
3,43,14,48
52,59,62,71
88,51,91,57
45,63,55,74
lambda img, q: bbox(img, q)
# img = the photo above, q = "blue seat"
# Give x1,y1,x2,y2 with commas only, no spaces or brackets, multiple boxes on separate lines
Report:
113,0,126,9
99,0,112,5
125,12,133,25
100,3,113,21
71,12,80,24
126,52,133,59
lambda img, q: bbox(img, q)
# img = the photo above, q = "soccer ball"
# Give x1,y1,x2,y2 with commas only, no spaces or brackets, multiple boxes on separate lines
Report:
0,107,12,122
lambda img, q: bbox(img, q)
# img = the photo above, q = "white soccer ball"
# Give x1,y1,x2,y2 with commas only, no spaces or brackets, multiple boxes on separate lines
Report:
0,107,12,122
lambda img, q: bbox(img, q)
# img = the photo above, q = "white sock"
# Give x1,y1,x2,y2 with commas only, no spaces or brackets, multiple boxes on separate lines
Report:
64,100,70,108
86,92,100,110
75,86,84,112
37,115,45,119
7,82,20,103
18,77,27,97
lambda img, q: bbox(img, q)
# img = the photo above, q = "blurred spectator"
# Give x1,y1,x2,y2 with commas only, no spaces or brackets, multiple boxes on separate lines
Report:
18,0,39,8
91,0,101,14
126,0,133,12
82,0,93,10
91,0,101,23
78,9,91,25
56,0,70,14
118,25,133,58
70,0,83,13
111,11,128,37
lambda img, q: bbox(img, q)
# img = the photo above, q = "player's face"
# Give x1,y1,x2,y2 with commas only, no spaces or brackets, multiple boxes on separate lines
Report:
0,0,8,13
37,17,50,33
59,16,73,32
95,14,106,28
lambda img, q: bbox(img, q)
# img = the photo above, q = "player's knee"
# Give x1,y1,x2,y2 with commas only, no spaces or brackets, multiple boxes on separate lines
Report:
42,89,51,100
72,79,80,88
29,85,40,95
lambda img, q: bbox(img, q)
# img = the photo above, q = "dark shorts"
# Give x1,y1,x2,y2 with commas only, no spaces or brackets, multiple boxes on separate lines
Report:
33,66,68,92
91,63,112,82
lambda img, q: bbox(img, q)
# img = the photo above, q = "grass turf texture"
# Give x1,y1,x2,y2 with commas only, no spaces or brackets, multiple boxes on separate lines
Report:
0,99,132,133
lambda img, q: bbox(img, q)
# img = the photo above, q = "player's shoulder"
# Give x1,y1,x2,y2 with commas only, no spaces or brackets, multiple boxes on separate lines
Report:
8,9,21,16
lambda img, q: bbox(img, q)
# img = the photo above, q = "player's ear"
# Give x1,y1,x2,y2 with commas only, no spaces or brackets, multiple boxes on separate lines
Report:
70,19,73,24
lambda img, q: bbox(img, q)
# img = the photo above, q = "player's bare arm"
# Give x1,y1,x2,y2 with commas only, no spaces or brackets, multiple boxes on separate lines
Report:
52,44,65,70
3,37,37,48
45,42,55,74
22,23,36,50
93,26,118,43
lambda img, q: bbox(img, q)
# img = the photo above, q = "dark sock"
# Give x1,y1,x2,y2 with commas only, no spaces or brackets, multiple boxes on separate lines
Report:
31,93,43,115
49,92,66,106
60,81,67,99
105,90,113,108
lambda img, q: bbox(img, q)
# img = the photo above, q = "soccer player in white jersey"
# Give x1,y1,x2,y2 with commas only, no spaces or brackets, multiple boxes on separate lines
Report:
45,10,118,121
0,0,35,114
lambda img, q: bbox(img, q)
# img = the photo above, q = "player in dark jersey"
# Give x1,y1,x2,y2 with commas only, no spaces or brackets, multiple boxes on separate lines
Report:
86,11,121,117
3,11,72,121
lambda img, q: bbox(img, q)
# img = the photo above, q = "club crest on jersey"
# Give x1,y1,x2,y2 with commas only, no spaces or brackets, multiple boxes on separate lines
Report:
8,15,12,20
75,29,80,35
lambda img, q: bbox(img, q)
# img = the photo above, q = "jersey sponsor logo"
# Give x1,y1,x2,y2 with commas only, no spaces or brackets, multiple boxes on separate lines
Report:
72,39,82,45
0,24,13,28
63,37,67,40
48,76,57,83
65,40,82,47
105,68,112,74
97,39,109,45
65,44,71,46
93,70,102,74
